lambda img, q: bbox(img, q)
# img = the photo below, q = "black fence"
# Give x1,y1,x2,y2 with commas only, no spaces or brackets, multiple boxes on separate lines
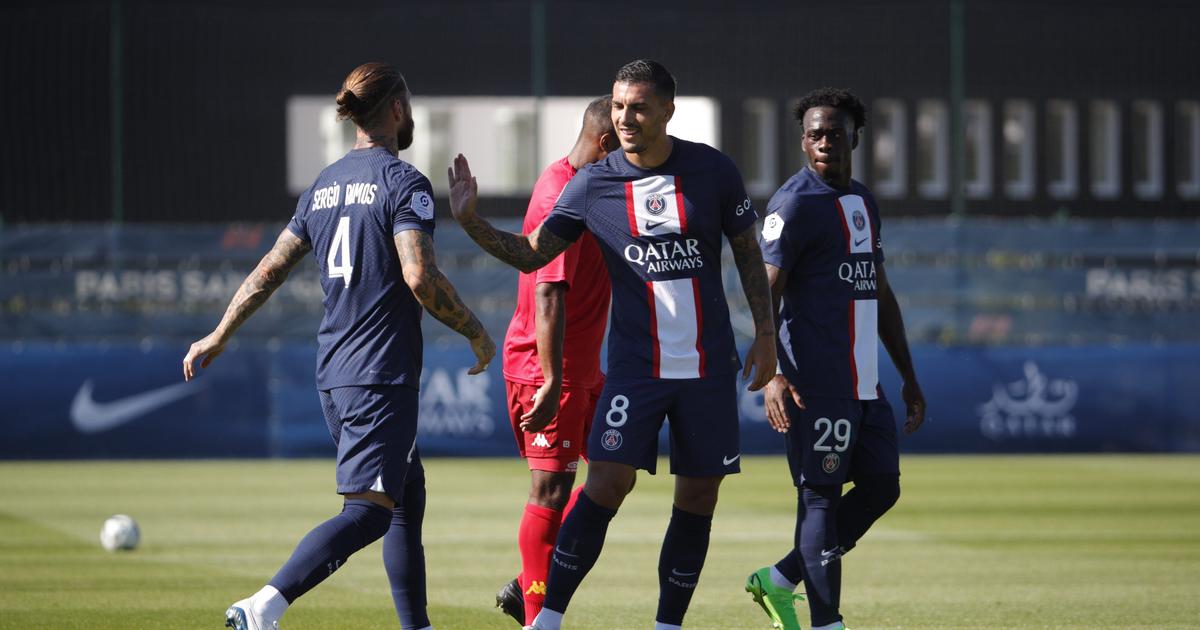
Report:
2,0,1198,224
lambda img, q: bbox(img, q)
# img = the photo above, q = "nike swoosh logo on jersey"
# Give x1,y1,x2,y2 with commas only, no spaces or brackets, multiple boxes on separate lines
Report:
723,454,740,466
70,379,206,434
854,236,869,247
645,219,668,230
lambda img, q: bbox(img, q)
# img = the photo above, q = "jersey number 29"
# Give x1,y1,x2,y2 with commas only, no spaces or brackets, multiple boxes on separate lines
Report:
328,216,354,287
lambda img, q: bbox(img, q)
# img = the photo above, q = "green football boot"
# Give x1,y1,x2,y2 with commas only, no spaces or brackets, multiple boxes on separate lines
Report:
745,567,805,630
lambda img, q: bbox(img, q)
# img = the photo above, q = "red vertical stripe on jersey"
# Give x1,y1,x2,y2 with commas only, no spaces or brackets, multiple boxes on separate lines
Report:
691,277,706,377
674,176,688,233
834,197,851,254
848,299,860,395
625,181,640,236
646,282,660,378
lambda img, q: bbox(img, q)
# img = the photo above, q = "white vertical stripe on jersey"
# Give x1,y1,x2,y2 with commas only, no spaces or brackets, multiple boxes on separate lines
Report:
625,175,702,379
650,277,703,379
851,300,879,399
838,194,879,399
630,175,684,236
837,194,874,254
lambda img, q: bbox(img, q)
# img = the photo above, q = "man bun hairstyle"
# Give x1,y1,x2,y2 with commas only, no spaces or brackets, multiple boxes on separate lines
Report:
794,87,867,130
614,59,676,101
336,62,408,129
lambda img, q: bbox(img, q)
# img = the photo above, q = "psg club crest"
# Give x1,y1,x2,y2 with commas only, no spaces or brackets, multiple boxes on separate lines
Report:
601,429,623,451
645,192,667,216
852,210,866,231
822,452,841,474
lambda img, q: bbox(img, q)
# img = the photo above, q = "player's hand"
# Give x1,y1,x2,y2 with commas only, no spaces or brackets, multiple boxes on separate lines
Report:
741,334,777,392
447,154,479,224
519,380,561,433
901,380,926,434
467,330,496,376
182,333,226,381
763,374,804,433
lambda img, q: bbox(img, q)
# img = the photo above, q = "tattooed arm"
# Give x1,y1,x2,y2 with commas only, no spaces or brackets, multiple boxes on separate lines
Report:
183,228,311,380
447,154,570,273
728,224,777,391
395,229,496,375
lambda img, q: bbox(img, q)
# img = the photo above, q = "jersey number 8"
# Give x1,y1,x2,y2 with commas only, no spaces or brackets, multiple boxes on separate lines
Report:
328,216,354,287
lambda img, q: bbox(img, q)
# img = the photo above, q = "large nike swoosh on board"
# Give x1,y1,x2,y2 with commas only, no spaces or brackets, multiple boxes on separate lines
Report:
70,379,206,434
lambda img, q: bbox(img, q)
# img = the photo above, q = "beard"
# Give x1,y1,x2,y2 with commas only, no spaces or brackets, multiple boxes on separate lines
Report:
396,121,414,151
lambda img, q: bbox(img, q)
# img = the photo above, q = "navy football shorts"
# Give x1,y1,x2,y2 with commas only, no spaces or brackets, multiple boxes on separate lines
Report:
320,384,421,503
784,395,900,487
587,374,741,476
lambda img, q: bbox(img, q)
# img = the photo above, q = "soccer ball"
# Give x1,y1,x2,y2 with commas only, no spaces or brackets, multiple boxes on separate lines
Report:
99,514,140,552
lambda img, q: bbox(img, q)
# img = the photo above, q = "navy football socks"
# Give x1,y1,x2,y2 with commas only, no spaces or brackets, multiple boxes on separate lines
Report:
835,474,900,553
775,475,901,583
269,498,392,602
796,484,843,627
655,506,712,626
542,491,617,614
384,477,430,629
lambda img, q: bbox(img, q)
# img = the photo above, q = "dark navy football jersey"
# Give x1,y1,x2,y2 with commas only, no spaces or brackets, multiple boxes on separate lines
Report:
759,167,885,400
542,137,757,380
287,147,436,390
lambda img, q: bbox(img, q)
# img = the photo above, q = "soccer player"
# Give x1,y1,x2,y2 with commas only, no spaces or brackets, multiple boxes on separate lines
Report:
745,88,927,630
494,96,620,627
448,59,777,630
182,62,495,630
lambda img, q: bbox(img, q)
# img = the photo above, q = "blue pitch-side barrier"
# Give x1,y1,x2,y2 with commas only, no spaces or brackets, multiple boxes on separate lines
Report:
2,341,1197,459
2,219,1198,458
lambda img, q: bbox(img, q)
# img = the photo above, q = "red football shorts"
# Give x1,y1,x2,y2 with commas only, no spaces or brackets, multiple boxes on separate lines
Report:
506,379,601,473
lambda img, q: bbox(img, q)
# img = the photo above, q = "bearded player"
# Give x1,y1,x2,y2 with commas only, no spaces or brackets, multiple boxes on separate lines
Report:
450,59,776,630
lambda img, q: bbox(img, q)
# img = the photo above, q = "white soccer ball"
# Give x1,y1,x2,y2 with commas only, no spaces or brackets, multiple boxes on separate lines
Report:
99,514,140,552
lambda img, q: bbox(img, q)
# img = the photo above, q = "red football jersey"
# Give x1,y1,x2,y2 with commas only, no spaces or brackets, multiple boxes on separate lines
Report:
502,157,611,388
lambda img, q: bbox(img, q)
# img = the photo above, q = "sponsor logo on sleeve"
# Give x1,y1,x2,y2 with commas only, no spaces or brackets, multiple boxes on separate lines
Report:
410,190,435,219
762,213,784,242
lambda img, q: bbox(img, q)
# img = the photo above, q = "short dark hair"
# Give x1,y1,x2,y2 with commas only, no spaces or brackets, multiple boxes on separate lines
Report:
582,95,614,135
794,87,866,130
614,59,676,101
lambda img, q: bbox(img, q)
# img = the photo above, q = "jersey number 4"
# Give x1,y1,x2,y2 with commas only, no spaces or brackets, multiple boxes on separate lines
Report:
328,216,354,287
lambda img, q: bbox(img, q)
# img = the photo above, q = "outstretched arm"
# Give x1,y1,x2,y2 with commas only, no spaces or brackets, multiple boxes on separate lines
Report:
183,228,311,380
396,229,496,375
728,225,777,391
447,154,570,273
877,262,925,434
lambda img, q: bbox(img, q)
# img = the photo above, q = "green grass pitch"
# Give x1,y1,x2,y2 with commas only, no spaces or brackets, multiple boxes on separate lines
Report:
1,455,1198,629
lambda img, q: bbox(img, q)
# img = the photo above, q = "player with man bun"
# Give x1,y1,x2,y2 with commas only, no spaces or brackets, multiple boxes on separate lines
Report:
184,61,494,630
